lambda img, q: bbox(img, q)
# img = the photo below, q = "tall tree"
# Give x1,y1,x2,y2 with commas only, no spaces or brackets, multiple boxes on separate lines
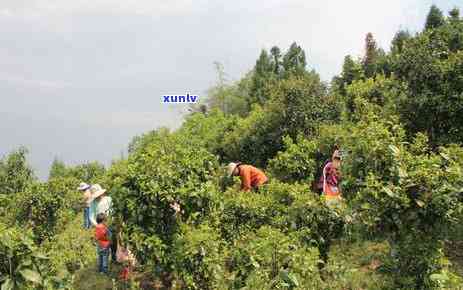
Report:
205,62,249,115
282,42,307,76
333,55,364,97
211,61,228,113
0,147,35,195
362,33,379,78
341,55,363,85
391,30,411,54
48,158,67,180
425,5,445,30
449,7,460,23
68,162,106,183
270,46,282,76
250,49,274,105
393,19,463,145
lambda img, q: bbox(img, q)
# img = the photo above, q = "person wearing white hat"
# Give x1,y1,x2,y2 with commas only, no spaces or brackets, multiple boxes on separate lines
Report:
77,182,92,229
227,162,268,192
88,184,112,227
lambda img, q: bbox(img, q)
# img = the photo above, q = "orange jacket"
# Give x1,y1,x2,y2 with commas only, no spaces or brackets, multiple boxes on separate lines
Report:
238,165,268,191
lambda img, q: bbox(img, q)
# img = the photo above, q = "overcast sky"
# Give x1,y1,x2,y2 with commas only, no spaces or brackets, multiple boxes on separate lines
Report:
0,0,461,179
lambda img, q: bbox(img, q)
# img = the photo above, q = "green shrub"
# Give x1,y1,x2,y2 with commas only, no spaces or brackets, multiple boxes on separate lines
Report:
221,73,339,168
392,23,463,145
177,109,238,159
228,226,323,289
221,105,283,168
299,99,406,199
220,181,345,267
220,188,278,242
15,177,81,243
43,217,94,276
324,241,394,290
354,137,463,289
0,223,61,290
268,135,317,183
285,192,345,264
107,132,221,269
173,223,225,289
0,147,35,196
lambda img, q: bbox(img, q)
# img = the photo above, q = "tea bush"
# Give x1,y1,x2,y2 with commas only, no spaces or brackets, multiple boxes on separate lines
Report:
354,136,463,288
221,105,283,167
268,135,317,183
173,223,225,289
14,177,81,243
177,109,238,159
43,217,94,276
228,226,323,289
107,132,221,269
220,188,280,242
0,223,61,290
220,181,345,267
0,147,35,196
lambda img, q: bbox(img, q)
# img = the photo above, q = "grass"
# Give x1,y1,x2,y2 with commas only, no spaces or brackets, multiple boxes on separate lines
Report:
73,266,116,290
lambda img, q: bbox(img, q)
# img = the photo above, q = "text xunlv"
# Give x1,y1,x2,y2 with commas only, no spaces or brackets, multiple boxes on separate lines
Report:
163,94,198,103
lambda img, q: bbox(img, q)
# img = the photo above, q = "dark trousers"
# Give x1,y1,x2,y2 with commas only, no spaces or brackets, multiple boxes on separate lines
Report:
109,226,117,262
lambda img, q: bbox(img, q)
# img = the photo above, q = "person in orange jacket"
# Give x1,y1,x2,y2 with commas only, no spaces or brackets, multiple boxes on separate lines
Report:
228,162,268,192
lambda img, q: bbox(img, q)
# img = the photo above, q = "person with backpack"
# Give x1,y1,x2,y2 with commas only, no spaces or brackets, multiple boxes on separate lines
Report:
227,162,268,192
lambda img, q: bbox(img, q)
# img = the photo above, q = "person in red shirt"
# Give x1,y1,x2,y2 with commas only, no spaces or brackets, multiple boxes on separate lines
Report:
95,213,111,274
228,162,268,192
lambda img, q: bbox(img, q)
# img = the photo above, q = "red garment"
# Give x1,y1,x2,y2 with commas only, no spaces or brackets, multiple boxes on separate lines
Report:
323,162,341,197
324,162,340,186
95,224,111,249
119,267,130,281
238,165,268,191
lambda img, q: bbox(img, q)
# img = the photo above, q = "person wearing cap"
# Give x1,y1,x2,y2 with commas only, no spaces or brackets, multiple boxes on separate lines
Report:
228,162,268,192
77,182,92,229
322,149,342,202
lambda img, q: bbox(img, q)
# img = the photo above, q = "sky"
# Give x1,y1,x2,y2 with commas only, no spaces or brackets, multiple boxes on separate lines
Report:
0,0,461,179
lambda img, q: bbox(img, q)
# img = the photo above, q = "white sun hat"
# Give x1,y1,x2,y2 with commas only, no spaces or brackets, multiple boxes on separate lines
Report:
77,182,91,191
90,184,107,200
227,162,238,177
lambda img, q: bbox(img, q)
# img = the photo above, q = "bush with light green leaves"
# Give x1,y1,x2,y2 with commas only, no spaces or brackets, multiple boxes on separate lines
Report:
172,223,226,290
220,181,345,267
268,135,318,183
14,177,82,244
0,223,65,290
227,226,323,289
107,130,221,270
353,134,463,289
43,216,94,278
